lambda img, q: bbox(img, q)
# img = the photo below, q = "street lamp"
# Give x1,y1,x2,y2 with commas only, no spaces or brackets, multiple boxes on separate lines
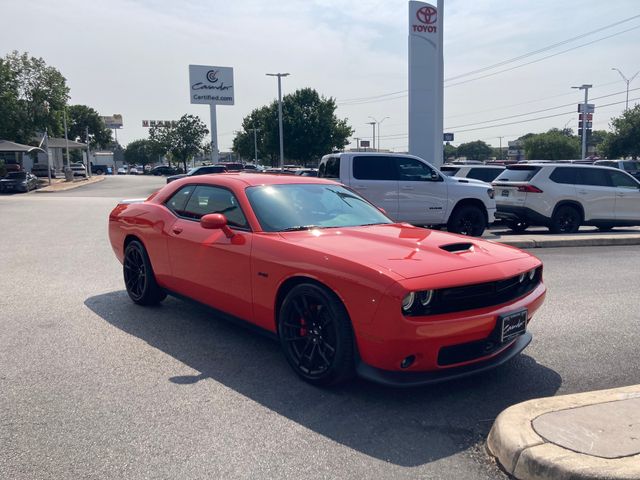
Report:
611,67,640,111
572,84,592,160
366,121,376,151
266,72,290,171
368,116,389,152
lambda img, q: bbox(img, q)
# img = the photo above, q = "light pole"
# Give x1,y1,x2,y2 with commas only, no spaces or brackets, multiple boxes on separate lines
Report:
266,73,290,171
250,128,260,164
63,108,73,181
611,67,640,111
498,136,503,160
572,84,592,160
368,116,389,152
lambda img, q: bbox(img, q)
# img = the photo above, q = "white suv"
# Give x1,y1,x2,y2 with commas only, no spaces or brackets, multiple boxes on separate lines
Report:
318,152,496,236
441,164,505,183
493,163,640,233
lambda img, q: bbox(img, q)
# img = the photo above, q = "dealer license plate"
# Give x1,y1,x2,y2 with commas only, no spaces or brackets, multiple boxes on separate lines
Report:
499,309,527,343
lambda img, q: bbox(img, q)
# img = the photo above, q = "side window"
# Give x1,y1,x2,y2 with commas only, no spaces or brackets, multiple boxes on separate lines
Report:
467,168,502,182
576,168,611,187
321,157,340,178
549,167,577,185
165,185,195,215
353,156,397,180
608,170,639,189
182,185,249,228
440,167,460,176
396,157,437,181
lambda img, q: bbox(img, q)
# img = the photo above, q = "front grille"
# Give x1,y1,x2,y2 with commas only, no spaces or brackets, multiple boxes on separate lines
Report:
404,266,542,316
438,337,504,366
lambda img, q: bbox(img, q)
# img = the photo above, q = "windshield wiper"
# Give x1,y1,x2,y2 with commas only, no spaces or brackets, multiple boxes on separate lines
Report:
279,225,322,232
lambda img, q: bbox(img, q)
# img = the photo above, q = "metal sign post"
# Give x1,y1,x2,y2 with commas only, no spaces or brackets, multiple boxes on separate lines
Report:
209,105,218,163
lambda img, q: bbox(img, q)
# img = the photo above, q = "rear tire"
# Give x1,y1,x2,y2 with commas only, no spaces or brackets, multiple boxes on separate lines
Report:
123,240,166,305
550,205,581,234
447,205,487,236
278,283,355,386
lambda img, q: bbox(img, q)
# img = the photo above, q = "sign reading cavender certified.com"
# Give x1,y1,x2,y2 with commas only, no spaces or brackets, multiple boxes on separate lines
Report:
189,65,234,105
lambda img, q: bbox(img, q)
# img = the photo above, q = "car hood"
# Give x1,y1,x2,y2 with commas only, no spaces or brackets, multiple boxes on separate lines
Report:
0,178,23,184
167,174,187,181
278,224,529,279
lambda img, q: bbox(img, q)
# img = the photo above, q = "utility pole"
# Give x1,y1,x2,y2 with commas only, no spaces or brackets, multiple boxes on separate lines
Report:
611,67,640,111
368,116,389,152
266,72,290,171
85,126,92,178
250,128,261,163
498,136,503,160
572,84,592,160
354,137,361,152
367,121,376,151
63,109,72,181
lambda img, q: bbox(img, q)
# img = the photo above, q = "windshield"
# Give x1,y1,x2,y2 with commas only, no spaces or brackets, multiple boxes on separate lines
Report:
245,184,392,232
495,166,541,182
7,172,27,179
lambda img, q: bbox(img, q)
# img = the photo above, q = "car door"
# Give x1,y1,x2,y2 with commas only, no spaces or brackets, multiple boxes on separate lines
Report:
350,155,399,219
574,168,616,221
164,184,254,321
395,156,448,224
606,170,640,222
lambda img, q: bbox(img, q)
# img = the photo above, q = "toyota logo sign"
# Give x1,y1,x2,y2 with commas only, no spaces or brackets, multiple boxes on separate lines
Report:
416,6,437,24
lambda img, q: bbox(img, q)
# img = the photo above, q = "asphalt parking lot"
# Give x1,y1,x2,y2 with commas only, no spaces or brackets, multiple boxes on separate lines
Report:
1,176,639,479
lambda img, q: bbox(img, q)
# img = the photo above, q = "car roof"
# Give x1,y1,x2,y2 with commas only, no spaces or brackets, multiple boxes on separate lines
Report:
173,172,339,187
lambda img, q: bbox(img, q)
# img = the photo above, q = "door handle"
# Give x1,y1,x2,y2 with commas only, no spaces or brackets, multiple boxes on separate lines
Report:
172,226,183,235
617,193,625,197
577,190,588,195
401,185,414,190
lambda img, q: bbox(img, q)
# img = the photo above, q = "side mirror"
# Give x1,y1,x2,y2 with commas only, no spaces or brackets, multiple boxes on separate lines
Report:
431,171,440,181
201,213,234,238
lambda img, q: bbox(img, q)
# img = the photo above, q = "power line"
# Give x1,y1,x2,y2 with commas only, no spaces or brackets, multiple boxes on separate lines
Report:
445,24,640,88
445,14,640,82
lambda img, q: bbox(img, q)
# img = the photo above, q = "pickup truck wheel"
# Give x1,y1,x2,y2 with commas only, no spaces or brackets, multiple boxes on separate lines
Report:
278,283,355,386
123,240,166,305
550,205,581,234
447,205,487,237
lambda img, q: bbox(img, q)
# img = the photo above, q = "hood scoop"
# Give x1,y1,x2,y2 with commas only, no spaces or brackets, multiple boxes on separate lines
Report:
439,242,475,254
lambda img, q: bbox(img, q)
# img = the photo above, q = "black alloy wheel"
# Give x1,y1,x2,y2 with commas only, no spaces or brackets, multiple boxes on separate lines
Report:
278,283,355,386
550,205,581,234
123,240,166,305
447,205,487,237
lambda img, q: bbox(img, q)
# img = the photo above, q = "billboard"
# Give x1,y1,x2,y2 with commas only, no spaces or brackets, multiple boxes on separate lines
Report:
189,65,234,105
101,114,123,129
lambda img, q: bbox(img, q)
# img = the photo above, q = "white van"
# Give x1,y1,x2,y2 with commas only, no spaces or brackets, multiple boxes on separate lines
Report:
318,152,496,236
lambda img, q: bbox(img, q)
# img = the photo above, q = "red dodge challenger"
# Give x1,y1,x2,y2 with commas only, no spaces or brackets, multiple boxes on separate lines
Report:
109,173,546,387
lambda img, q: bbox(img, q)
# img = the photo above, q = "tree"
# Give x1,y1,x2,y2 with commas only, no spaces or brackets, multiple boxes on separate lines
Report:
443,142,456,160
523,130,580,160
66,105,112,148
125,139,156,168
232,88,353,165
456,140,492,161
0,51,69,143
149,114,209,171
600,105,640,159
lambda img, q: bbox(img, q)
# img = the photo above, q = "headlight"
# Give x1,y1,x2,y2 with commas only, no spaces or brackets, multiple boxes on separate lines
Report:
487,188,495,199
419,290,434,306
402,292,416,312
528,269,536,280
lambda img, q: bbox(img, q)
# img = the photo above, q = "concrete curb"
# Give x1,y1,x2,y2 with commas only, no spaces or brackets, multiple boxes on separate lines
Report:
35,175,105,192
487,385,640,479
485,234,640,249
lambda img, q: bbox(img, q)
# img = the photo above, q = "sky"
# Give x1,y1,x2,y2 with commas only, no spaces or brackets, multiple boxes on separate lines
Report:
2,0,639,153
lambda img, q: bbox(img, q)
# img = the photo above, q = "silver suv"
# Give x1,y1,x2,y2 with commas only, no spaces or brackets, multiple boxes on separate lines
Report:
493,163,640,233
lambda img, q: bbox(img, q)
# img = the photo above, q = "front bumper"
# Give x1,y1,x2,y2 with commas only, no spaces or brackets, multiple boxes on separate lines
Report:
356,332,531,387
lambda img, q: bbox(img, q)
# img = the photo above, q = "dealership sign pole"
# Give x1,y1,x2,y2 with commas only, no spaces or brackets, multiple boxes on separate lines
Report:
189,65,235,163
408,0,443,166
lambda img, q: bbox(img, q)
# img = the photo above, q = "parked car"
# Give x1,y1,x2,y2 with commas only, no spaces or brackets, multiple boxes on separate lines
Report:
91,163,112,175
594,160,640,180
129,167,139,175
117,167,128,175
318,152,496,236
441,164,505,183
70,162,87,177
493,163,640,233
294,168,319,177
109,173,545,387
219,162,244,171
166,165,227,183
0,171,39,192
31,163,56,177
151,165,181,176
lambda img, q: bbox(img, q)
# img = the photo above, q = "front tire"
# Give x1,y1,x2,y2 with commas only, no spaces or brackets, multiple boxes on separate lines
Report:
550,205,581,234
123,240,166,305
447,204,487,236
278,283,355,386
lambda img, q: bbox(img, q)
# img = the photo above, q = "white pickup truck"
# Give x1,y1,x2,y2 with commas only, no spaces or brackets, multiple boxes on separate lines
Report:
318,152,496,236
